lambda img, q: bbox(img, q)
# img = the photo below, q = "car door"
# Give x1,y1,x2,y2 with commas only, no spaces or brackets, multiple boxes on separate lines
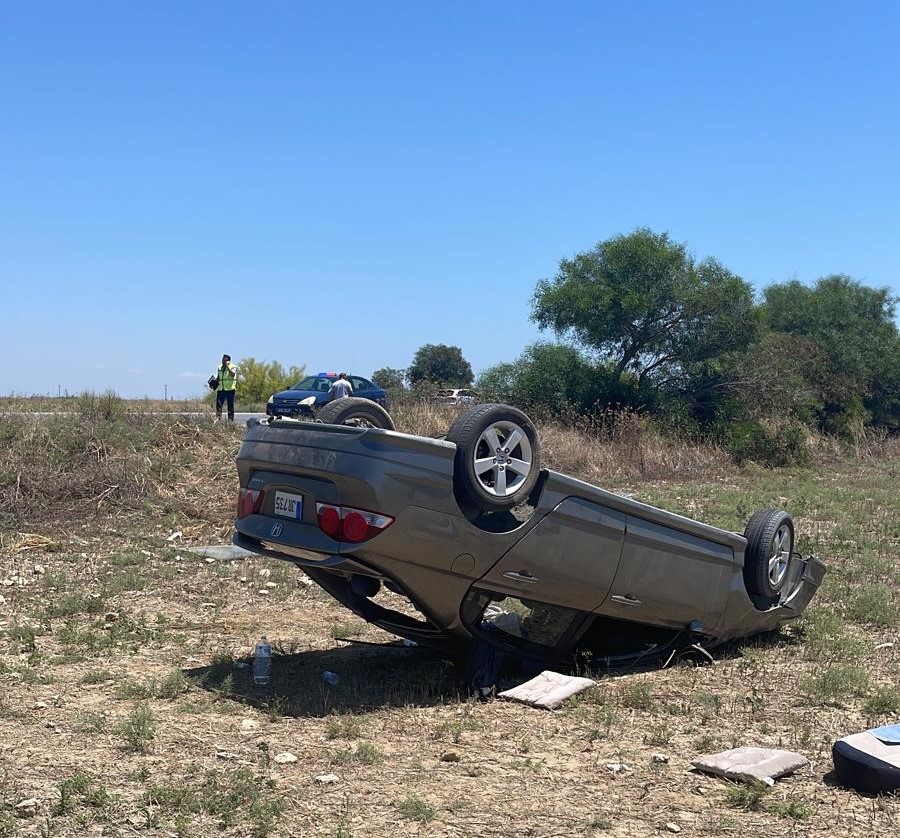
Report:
461,498,627,656
599,515,732,631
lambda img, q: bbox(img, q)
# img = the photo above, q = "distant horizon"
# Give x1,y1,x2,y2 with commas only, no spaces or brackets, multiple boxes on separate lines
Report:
4,2,899,399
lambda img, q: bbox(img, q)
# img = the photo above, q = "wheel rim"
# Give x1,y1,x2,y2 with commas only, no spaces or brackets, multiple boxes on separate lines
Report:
767,523,792,588
472,420,533,498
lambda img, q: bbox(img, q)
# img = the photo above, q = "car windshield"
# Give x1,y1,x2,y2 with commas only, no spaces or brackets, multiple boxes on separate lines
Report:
436,389,456,397
291,376,334,391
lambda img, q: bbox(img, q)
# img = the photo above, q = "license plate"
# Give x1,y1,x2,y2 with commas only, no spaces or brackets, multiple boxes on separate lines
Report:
273,491,303,520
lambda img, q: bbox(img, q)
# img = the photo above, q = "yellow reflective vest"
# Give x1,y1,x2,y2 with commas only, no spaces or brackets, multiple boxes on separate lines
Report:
218,364,237,391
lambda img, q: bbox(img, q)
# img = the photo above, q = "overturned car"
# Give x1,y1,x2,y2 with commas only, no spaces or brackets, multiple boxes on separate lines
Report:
233,400,825,666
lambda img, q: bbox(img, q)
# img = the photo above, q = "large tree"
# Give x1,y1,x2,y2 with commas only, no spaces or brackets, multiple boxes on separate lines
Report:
407,344,473,387
762,275,899,431
531,228,757,391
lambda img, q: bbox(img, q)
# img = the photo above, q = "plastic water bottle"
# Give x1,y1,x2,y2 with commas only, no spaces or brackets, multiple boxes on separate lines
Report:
253,637,271,686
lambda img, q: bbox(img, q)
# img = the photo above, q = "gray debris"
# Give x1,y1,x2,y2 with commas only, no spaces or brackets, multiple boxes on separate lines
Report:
185,545,255,562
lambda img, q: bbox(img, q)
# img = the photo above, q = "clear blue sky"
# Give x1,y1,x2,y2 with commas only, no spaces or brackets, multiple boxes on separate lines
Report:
2,1,898,398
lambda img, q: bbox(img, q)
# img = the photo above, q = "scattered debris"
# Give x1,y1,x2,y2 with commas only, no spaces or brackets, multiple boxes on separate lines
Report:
32,564,45,575
606,763,633,774
216,751,240,761
205,557,216,564
314,774,340,785
833,726,900,794
875,642,894,650
240,719,259,732
185,545,255,561
30,701,48,710
692,747,809,786
498,670,595,710
257,589,270,596
652,753,669,764
166,531,183,542
274,752,298,764
14,798,40,818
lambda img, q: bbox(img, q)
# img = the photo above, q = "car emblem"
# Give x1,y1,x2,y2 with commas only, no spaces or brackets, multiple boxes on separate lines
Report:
270,522,283,537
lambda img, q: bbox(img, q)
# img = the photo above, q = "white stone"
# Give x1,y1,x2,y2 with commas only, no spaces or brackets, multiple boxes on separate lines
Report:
216,751,240,761
314,773,340,784
166,531,183,542
265,582,277,588
652,753,670,764
15,798,40,817
257,590,270,596
30,701,48,710
274,752,298,764
605,763,632,773
666,823,681,833
205,557,216,564
33,564,45,575
240,719,259,732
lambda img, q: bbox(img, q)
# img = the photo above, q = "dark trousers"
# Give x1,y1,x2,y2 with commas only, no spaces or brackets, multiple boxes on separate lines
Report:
216,389,235,421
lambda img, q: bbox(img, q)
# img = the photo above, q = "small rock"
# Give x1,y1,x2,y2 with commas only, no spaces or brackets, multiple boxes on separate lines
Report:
166,531,183,542
652,753,669,764
314,773,340,784
2,579,15,587
205,557,216,564
666,823,681,834
274,752,297,764
440,751,460,762
265,581,277,588
32,564,45,575
0,594,5,604
298,576,313,586
15,798,40,817
216,751,240,761
140,550,153,558
240,719,259,732
104,612,118,623
875,642,894,650
240,576,248,583
257,589,270,596
259,568,271,577
605,763,632,774
30,701,48,710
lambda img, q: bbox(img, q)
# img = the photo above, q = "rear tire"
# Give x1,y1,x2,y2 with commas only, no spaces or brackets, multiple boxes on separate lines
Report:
743,509,794,599
445,404,541,512
316,398,395,430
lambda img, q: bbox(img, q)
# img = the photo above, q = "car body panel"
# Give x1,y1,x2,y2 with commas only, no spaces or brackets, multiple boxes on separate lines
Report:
233,418,825,663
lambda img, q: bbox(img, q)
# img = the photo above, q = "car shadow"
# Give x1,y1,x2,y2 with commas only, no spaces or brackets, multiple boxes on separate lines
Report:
185,640,468,717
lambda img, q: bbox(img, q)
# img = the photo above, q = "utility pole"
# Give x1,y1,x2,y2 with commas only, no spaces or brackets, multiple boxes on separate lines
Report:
57,384,61,398
164,384,168,401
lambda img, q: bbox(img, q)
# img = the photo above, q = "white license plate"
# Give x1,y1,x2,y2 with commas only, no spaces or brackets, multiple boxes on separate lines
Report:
273,491,303,520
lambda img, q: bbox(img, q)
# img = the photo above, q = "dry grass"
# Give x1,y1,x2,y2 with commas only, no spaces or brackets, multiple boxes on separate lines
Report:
0,406,898,836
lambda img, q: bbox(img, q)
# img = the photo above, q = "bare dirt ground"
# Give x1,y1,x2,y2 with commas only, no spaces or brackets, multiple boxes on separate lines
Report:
0,410,898,837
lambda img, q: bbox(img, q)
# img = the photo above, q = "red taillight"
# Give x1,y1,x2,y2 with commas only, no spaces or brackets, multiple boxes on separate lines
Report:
315,503,393,543
236,488,264,519
317,505,341,537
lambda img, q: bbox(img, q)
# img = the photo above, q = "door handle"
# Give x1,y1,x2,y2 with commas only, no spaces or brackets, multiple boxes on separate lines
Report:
611,594,642,606
503,570,539,584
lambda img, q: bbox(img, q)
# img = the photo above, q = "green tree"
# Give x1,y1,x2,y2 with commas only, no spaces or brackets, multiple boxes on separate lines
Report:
235,357,305,404
407,344,473,387
762,275,899,432
532,228,757,391
372,367,406,391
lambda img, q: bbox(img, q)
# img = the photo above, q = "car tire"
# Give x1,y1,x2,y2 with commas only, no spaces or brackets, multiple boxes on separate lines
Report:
316,397,395,430
445,404,541,512
743,509,794,599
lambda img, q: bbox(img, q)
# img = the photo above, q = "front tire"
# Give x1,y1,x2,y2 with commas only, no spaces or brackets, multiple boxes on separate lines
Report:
445,404,541,512
316,398,395,430
743,509,794,599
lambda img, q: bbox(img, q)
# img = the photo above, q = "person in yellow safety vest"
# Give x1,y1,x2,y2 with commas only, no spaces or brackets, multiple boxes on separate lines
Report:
215,354,238,421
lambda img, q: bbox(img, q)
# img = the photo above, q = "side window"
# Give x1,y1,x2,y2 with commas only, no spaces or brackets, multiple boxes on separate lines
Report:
350,377,369,391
